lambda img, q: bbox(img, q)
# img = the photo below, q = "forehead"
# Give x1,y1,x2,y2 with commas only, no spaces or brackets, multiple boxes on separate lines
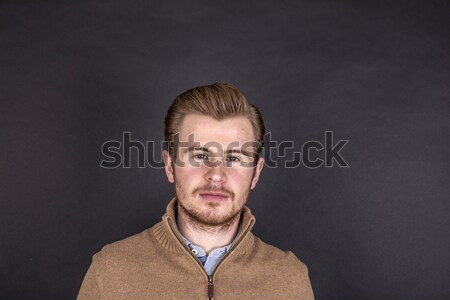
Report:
178,114,256,146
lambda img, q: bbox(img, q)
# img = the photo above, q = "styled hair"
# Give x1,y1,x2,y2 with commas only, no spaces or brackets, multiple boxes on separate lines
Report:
164,82,265,157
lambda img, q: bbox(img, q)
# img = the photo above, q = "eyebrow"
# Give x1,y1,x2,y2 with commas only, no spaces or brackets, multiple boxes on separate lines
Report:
184,146,209,153
184,146,254,157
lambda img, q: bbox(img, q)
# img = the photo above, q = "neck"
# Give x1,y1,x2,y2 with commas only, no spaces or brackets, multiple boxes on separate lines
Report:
176,208,240,254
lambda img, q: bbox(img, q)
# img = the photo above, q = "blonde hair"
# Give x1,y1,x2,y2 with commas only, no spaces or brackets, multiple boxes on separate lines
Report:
164,82,265,157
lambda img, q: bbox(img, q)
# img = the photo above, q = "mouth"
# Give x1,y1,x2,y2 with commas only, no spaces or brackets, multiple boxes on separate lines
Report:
199,191,229,201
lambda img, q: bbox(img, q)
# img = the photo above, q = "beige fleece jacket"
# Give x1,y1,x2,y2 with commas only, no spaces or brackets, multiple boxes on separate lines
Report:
77,198,314,300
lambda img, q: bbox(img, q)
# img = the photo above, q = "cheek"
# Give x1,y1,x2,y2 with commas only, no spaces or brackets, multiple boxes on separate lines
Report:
175,166,206,186
226,168,255,190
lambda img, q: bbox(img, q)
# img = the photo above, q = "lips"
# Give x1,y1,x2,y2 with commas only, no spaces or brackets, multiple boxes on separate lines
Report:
199,191,229,200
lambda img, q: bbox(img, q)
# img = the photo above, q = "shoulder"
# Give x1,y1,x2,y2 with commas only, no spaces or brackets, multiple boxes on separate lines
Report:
251,236,310,276
92,226,156,265
239,235,313,297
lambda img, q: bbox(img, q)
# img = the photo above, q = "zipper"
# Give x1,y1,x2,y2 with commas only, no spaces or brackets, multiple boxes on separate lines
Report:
167,217,255,300
207,275,214,300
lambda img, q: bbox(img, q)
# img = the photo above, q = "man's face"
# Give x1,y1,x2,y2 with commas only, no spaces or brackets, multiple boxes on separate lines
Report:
163,114,264,226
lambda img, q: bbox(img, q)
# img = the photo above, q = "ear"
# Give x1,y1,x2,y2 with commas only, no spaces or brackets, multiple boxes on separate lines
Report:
250,157,264,190
162,150,175,183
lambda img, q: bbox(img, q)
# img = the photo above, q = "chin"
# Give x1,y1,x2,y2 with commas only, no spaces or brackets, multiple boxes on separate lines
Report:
190,206,237,226
199,210,229,224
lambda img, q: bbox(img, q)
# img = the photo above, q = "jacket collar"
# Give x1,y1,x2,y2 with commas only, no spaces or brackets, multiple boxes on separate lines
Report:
152,197,256,254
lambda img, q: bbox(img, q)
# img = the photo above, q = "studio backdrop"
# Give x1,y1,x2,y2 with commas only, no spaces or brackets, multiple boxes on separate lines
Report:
1,1,449,300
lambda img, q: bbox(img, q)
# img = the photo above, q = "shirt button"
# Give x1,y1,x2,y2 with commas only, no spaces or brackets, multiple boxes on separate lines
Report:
191,249,198,255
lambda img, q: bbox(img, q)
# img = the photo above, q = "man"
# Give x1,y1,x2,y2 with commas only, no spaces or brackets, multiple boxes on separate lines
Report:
77,83,314,300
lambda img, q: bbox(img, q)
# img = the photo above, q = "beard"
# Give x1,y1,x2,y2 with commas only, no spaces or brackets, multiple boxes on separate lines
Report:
174,178,251,227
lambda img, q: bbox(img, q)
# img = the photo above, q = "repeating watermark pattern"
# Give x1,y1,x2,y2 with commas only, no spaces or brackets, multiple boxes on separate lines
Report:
100,131,350,169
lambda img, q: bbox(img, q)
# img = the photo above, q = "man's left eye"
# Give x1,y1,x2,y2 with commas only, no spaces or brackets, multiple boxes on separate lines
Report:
226,156,241,162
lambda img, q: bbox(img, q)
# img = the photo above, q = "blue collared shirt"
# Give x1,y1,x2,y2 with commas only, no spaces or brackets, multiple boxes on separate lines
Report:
181,236,232,275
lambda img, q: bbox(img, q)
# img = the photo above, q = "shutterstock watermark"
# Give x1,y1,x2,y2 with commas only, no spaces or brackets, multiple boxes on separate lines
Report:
100,131,350,169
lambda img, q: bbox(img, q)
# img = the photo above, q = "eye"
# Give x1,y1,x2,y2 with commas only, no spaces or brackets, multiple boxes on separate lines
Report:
193,153,209,160
226,155,241,162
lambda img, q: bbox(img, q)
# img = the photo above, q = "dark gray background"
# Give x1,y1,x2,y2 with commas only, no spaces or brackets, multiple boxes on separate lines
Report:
1,1,449,299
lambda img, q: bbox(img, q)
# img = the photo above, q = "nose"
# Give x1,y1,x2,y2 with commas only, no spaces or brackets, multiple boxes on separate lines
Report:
204,159,227,184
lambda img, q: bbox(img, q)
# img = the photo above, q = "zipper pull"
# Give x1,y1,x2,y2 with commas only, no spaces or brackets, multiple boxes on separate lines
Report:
208,275,214,299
